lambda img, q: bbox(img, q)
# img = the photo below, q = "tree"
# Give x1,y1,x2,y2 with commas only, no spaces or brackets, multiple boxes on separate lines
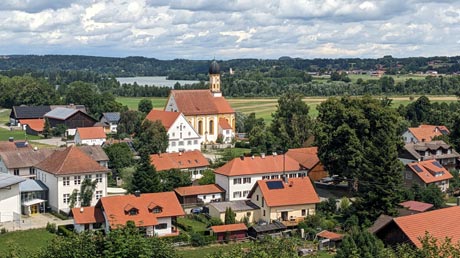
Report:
336,227,390,258
249,124,278,154
224,207,236,224
117,110,143,137
104,143,134,172
138,99,153,114
135,120,168,156
198,169,215,185
158,169,192,191
80,178,98,207
405,183,445,209
43,118,52,139
315,96,404,221
270,92,312,149
244,112,265,136
130,153,161,193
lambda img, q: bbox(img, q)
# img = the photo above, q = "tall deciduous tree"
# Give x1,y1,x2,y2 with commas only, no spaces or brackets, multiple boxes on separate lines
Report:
270,92,312,149
135,120,168,156
138,99,153,114
117,110,143,137
104,143,134,172
158,169,191,191
316,96,404,221
130,153,161,193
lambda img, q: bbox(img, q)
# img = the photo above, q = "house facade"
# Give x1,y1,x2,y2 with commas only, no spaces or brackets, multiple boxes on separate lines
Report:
75,127,107,146
145,110,201,153
402,124,449,144
399,140,459,170
0,148,54,178
286,147,329,181
0,174,25,222
150,150,209,180
35,146,110,213
164,61,235,144
404,160,453,192
99,112,120,133
208,200,260,223
247,177,320,226
214,154,306,201
174,184,225,205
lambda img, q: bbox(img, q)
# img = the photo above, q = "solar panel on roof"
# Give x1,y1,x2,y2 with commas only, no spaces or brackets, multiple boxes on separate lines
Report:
14,142,28,148
413,165,423,173
266,181,284,190
432,161,443,168
440,129,449,135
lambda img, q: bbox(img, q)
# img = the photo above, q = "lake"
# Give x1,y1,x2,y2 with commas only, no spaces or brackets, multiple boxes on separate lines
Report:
116,76,200,87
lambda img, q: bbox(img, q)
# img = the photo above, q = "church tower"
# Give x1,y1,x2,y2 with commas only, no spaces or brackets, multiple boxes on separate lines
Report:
209,60,222,97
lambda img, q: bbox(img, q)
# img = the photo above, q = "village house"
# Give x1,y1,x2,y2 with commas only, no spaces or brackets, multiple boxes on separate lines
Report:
98,112,120,133
20,119,45,135
0,139,31,152
164,61,235,144
397,200,433,216
0,173,25,222
403,160,453,192
214,154,306,201
0,148,54,178
150,150,209,181
399,140,459,170
34,146,110,213
145,110,201,153
73,191,185,237
372,206,460,248
247,177,320,226
208,200,260,223
19,179,48,215
286,147,328,181
74,127,107,146
44,107,97,136
9,105,51,127
402,124,449,144
174,184,225,205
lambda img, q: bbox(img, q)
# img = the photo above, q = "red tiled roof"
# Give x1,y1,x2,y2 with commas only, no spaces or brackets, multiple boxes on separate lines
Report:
394,206,460,248
214,154,302,177
174,184,224,197
407,160,453,184
408,124,449,142
19,119,45,132
99,192,185,228
218,118,232,130
399,201,433,212
316,230,344,241
170,90,234,115
35,146,110,175
145,110,181,130
76,127,106,140
150,150,209,171
211,223,247,233
286,147,320,169
72,207,105,224
249,177,320,207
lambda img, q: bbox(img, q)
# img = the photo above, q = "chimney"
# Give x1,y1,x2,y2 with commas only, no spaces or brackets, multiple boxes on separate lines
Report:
34,147,38,151
80,207,84,213
179,152,182,156
272,152,277,156
251,155,255,159
261,153,265,159
134,190,141,197
240,155,244,160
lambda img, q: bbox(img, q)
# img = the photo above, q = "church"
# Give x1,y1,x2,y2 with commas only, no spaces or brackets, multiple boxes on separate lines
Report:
164,60,235,144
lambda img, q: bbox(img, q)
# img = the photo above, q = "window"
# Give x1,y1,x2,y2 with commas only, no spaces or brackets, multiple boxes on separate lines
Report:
172,142,176,147
198,121,203,135
172,132,175,137
194,140,198,144
129,209,138,215
29,168,35,175
233,178,242,185
256,195,259,201
243,190,249,197
436,150,442,156
85,175,92,180
233,191,242,198
243,177,251,184
262,197,264,207
188,132,191,136
187,140,192,145
152,207,162,213
263,210,266,216
74,176,81,185
298,173,306,177
180,123,183,132
178,141,184,146
14,169,19,176
271,175,279,179
96,190,102,200
180,132,182,139
155,223,168,230
63,177,70,186
212,194,215,198
96,174,103,183
209,120,214,134
289,173,297,178
262,176,270,180
302,209,306,216
63,194,70,204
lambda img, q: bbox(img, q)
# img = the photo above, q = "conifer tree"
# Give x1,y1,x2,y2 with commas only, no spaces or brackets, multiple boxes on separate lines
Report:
130,153,161,193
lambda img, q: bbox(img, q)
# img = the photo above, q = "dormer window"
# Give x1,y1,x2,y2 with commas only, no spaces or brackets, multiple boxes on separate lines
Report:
124,204,138,216
148,202,162,213
152,207,162,214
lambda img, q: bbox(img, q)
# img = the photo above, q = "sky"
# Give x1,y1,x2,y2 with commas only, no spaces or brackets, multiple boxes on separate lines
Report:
0,0,459,60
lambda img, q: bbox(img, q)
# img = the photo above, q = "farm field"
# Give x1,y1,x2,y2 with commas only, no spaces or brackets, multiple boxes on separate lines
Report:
117,95,459,124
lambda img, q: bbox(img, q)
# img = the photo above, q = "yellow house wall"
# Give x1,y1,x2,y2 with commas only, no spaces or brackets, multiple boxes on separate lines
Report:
269,204,316,221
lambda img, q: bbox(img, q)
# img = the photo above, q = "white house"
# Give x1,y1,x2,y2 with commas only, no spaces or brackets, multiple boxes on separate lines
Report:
214,154,307,201
75,127,107,146
218,118,234,144
34,146,110,213
150,150,210,181
72,192,185,237
402,124,449,144
99,112,120,134
174,184,225,205
145,109,201,153
0,173,25,222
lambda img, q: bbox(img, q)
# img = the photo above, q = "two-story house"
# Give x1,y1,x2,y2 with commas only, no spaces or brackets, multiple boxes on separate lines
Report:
150,150,209,181
214,154,306,201
99,112,120,134
145,110,201,153
247,177,320,226
402,124,449,144
399,140,459,170
286,147,328,181
35,146,110,213
404,160,453,192
72,191,185,237
74,127,107,146
0,148,54,178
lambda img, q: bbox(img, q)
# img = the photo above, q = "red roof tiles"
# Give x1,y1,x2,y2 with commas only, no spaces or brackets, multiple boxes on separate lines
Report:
214,154,302,177
211,223,247,233
249,177,320,207
408,124,449,143
218,118,232,130
407,160,453,184
174,184,224,197
394,206,460,248
316,230,344,241
76,127,106,140
35,146,110,175
170,90,234,115
399,201,433,212
150,150,209,171
145,110,181,130
99,192,185,228
19,119,45,132
286,147,320,169
72,207,105,224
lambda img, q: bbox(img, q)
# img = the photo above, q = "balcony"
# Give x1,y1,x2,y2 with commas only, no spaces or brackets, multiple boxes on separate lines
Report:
281,217,305,227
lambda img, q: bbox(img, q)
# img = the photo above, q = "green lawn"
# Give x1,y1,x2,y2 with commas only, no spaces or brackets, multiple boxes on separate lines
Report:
117,97,167,110
0,127,42,141
0,109,10,125
0,229,56,257
177,217,208,232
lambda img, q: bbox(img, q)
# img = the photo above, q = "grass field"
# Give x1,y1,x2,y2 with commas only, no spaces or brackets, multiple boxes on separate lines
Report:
0,229,56,257
176,217,208,232
0,128,42,141
116,95,459,124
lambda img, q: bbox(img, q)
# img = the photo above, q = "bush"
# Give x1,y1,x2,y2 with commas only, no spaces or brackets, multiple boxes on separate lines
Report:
49,210,68,220
57,225,74,237
235,141,250,148
0,227,7,234
208,217,223,227
191,233,206,246
46,222,57,233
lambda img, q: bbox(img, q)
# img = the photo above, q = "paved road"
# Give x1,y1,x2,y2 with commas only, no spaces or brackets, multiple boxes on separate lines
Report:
0,213,73,231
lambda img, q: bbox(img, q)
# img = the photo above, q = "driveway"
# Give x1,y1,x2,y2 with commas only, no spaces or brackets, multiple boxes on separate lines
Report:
31,138,66,147
0,213,73,231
